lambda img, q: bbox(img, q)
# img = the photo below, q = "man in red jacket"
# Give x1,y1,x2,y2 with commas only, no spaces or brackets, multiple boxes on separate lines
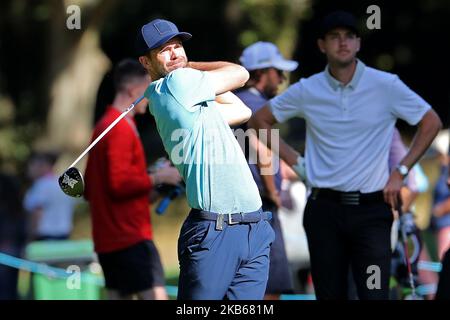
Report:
85,59,181,300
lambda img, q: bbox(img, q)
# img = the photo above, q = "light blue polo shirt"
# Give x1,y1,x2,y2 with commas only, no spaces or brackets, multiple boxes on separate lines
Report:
269,60,431,193
145,68,262,213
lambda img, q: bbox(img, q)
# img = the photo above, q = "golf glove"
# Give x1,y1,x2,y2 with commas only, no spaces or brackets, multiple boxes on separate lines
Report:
292,155,307,182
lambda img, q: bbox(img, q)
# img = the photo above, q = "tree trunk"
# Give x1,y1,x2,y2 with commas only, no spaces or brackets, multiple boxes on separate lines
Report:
36,0,119,172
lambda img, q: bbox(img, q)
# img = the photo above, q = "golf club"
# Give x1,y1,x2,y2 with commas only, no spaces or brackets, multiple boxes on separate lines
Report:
397,203,422,300
58,95,145,197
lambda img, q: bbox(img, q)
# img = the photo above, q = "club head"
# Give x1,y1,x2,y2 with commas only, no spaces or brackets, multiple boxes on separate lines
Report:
58,167,84,198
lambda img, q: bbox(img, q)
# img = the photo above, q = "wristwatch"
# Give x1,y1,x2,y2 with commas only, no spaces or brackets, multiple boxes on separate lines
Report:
396,164,409,178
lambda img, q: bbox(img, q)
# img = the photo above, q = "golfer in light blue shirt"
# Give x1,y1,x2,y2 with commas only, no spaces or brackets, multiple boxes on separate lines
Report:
136,19,274,300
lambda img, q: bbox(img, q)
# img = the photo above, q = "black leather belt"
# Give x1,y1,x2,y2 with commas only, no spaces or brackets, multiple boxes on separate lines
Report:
190,208,272,231
310,188,385,206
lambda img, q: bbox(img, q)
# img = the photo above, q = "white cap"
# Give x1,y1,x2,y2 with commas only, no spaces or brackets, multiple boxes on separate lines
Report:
239,41,298,72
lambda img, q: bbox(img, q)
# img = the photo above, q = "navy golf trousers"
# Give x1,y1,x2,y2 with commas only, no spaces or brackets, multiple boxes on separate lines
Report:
177,209,275,300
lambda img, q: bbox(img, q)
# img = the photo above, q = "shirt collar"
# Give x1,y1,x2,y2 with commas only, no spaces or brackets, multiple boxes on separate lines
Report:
325,59,365,91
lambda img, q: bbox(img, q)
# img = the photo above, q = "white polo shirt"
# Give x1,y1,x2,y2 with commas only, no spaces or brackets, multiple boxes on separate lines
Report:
24,174,77,237
269,60,431,193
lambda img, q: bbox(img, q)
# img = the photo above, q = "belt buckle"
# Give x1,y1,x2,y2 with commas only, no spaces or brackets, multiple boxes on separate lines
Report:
228,213,239,225
341,192,360,205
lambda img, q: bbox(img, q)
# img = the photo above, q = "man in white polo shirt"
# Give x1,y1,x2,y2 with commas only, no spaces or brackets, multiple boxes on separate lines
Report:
250,10,442,299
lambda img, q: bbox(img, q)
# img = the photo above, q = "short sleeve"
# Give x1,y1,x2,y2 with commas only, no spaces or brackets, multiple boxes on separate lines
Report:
268,80,304,123
166,68,215,111
389,75,431,125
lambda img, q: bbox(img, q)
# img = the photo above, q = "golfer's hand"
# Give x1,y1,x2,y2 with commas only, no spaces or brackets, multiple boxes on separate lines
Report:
151,167,181,186
292,155,306,182
383,170,404,210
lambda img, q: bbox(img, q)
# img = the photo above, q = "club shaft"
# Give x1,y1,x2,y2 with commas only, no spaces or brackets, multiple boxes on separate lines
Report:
400,210,417,296
67,96,144,169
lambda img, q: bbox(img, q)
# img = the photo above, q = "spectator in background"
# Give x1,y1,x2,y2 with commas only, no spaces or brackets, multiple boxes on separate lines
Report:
430,131,450,261
235,41,298,299
84,59,181,300
435,128,450,299
0,170,26,299
23,151,77,241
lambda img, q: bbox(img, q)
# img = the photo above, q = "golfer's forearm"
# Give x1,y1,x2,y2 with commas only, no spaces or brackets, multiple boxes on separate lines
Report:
400,110,442,170
188,61,236,71
216,103,251,125
215,91,242,104
189,61,249,94
215,92,252,125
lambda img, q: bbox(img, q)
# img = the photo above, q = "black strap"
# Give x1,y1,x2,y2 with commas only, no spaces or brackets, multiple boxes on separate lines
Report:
311,188,385,205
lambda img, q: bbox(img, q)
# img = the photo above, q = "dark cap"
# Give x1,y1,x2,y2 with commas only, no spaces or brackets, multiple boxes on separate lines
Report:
136,19,192,56
319,11,359,38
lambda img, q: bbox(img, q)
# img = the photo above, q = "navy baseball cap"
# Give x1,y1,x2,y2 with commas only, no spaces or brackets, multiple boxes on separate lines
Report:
136,19,192,56
319,11,359,38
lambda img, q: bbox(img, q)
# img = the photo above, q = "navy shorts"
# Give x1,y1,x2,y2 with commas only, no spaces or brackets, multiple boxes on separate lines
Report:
97,240,165,295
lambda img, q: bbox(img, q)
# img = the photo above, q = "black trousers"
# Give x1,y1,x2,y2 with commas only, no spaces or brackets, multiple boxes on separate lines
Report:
303,195,393,300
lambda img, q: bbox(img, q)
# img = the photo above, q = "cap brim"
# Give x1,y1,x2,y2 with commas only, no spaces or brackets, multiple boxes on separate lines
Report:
320,24,359,38
244,59,299,72
150,32,192,50
273,60,299,72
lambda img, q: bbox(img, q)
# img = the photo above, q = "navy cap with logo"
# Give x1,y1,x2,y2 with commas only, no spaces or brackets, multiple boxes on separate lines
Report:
319,11,359,38
136,19,192,56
